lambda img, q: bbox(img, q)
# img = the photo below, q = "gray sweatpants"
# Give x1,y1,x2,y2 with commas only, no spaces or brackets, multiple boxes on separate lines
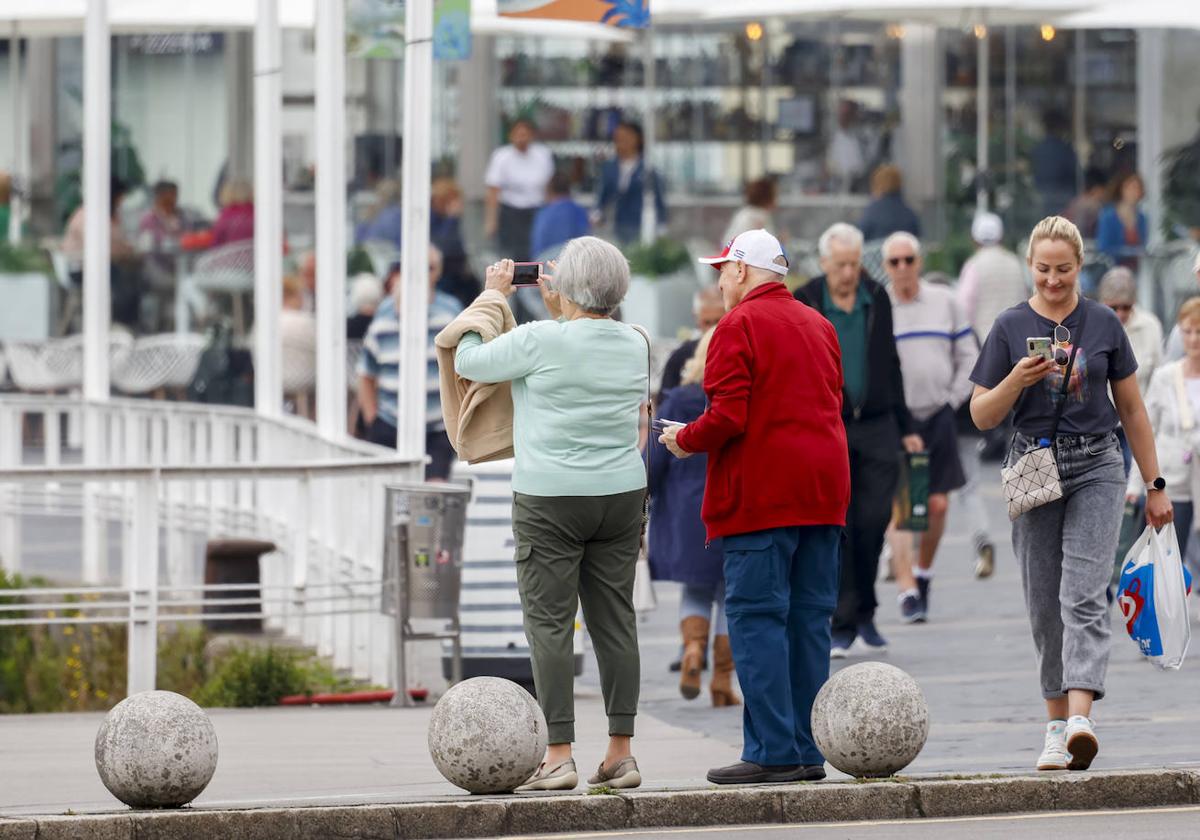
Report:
1010,431,1126,701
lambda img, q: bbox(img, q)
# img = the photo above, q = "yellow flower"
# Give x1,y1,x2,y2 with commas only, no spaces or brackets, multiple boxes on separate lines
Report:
71,645,81,655
96,690,108,699
46,610,56,618
63,626,75,636
69,690,78,699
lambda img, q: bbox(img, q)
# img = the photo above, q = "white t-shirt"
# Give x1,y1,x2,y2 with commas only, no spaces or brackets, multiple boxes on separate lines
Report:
484,143,555,209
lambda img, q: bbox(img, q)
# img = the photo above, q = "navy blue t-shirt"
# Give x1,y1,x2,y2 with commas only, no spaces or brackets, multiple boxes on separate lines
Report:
969,297,1137,437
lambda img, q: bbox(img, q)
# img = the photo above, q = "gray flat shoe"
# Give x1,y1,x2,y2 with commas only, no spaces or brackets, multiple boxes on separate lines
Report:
515,758,578,792
587,756,642,789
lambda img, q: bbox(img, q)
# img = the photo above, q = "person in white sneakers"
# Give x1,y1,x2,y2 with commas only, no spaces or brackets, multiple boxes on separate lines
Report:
969,217,1172,772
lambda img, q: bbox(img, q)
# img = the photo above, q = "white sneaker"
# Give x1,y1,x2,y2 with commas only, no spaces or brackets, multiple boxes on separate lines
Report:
1065,715,1099,771
1036,720,1070,771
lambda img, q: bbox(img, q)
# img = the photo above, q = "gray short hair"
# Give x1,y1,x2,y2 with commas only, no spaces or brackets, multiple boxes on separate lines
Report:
693,284,722,313
818,223,864,259
1098,267,1137,305
554,236,630,316
882,231,922,259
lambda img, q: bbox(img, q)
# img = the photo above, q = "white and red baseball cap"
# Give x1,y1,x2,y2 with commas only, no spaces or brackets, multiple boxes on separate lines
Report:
698,229,789,276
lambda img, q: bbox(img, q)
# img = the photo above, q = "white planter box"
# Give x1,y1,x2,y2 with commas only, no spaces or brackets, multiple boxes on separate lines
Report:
0,273,53,341
622,271,698,340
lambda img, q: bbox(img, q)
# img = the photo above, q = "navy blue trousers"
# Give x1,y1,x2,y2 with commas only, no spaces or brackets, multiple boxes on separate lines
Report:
723,525,841,766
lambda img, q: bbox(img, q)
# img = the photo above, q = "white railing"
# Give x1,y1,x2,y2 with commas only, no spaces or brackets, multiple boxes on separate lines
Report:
0,395,421,695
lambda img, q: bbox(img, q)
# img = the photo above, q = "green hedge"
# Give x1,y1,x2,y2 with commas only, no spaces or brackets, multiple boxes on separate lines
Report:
0,571,364,713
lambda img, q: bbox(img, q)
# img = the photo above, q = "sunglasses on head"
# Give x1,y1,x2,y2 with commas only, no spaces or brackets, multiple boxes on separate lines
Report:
888,255,916,267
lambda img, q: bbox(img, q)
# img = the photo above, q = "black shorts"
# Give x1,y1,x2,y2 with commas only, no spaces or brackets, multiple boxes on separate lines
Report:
915,405,966,495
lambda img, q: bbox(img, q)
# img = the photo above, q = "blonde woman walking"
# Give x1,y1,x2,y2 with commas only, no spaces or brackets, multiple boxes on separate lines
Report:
969,217,1171,772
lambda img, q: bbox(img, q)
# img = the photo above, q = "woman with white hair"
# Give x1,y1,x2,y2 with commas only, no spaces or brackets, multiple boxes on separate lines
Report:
454,236,648,792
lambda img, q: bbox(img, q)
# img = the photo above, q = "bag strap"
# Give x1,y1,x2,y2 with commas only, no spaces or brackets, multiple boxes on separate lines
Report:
1047,299,1089,440
630,324,653,491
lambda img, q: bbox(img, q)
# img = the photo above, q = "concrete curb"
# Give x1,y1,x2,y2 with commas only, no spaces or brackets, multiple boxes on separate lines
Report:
2,768,1197,839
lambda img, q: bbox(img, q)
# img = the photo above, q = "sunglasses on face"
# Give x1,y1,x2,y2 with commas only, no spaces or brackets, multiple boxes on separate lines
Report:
1108,303,1133,313
888,256,916,267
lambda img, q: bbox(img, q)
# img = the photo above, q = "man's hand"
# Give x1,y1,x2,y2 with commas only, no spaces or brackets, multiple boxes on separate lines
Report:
659,424,693,459
902,434,925,454
485,259,516,297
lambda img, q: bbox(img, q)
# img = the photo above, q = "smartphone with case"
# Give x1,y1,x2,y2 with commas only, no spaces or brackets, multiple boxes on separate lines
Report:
1026,336,1053,362
512,262,543,286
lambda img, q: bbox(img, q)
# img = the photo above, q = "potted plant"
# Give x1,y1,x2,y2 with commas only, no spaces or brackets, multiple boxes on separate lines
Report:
0,242,55,341
621,237,698,339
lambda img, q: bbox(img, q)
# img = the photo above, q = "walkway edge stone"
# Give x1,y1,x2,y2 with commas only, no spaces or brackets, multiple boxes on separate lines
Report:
10,768,1199,840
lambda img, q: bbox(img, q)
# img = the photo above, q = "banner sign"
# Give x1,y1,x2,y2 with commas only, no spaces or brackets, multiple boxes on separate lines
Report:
434,0,472,61
497,0,649,28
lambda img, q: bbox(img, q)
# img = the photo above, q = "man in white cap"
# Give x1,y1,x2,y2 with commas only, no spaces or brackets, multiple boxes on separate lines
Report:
659,229,850,785
957,212,1029,466
957,212,1028,347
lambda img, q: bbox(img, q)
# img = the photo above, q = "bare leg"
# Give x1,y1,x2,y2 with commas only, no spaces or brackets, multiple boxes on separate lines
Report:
545,743,573,766
1067,689,1094,720
604,735,633,768
917,494,950,571
889,524,918,593
1046,696,1069,721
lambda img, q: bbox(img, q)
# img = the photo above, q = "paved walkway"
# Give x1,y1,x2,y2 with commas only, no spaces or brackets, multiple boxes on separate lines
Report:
1,463,1198,817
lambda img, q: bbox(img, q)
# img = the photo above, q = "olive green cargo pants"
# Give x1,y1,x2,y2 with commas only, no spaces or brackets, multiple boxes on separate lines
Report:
512,489,644,744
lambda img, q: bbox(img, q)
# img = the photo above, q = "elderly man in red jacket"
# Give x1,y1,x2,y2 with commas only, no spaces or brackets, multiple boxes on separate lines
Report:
660,229,850,785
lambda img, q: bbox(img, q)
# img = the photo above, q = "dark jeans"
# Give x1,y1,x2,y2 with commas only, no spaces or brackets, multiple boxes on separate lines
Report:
833,414,901,635
1175,501,1194,558
366,417,455,480
723,525,841,766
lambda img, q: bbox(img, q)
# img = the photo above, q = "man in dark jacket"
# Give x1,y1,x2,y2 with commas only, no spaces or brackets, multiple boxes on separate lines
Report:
661,229,850,785
795,223,923,658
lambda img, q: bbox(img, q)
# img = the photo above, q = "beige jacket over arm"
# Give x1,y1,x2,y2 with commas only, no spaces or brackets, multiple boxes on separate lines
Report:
434,290,517,464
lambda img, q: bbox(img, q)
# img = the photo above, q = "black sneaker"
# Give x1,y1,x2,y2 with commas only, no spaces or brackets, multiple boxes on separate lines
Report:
916,577,931,616
707,761,812,785
898,590,925,624
856,620,888,653
830,629,855,659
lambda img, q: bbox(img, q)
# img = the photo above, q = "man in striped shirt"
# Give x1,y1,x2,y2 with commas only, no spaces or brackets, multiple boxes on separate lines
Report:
358,244,464,479
883,232,978,622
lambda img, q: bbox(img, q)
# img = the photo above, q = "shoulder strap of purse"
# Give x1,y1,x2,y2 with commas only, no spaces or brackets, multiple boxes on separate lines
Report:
630,324,653,486
1047,299,1090,440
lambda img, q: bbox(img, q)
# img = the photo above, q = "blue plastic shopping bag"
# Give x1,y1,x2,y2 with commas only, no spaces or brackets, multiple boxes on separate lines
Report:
1117,524,1193,670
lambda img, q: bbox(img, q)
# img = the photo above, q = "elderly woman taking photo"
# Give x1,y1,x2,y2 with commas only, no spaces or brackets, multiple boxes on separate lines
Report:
453,237,648,792
969,216,1171,774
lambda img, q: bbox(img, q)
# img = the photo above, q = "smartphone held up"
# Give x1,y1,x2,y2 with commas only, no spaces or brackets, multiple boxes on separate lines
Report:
512,262,544,286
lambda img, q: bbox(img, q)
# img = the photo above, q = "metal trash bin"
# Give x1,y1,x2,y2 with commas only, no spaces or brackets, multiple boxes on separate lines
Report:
383,483,470,706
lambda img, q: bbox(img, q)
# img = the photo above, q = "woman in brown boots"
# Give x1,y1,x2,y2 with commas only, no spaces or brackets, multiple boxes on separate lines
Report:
647,329,740,707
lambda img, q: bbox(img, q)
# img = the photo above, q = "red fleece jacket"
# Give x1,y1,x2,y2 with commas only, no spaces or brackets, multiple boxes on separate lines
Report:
675,282,850,540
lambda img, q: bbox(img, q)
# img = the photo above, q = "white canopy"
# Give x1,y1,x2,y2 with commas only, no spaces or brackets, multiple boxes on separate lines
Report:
0,0,638,41
1057,1,1200,30
704,0,1096,25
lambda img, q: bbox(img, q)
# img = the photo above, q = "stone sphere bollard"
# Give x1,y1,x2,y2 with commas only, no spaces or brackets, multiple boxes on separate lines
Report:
811,662,929,778
428,677,547,794
94,690,219,808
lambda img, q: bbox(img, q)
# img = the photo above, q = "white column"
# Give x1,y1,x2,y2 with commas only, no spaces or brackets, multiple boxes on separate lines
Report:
1137,29,1165,250
640,28,657,245
976,28,990,213
899,24,941,229
8,23,21,245
83,0,110,401
398,0,434,478
125,475,160,695
315,0,348,440
254,0,283,417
